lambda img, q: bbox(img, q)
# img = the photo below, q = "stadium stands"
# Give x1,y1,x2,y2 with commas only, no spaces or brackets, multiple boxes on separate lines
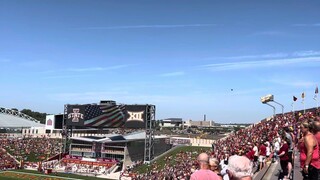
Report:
125,108,320,180
0,135,61,163
1,105,320,179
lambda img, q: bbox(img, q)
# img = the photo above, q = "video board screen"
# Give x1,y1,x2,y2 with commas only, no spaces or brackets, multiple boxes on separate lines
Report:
65,104,150,128
66,105,86,126
124,105,147,128
54,114,64,129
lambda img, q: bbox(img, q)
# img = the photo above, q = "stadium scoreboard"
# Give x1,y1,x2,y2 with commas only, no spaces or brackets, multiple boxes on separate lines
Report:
65,103,153,129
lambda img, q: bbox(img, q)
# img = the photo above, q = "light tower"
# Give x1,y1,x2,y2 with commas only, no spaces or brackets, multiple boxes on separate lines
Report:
261,94,276,118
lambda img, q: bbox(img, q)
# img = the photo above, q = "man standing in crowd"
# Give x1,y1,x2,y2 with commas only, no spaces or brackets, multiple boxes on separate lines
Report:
227,155,253,180
253,143,259,168
259,141,266,171
284,126,294,179
278,136,289,180
191,153,220,180
273,137,280,163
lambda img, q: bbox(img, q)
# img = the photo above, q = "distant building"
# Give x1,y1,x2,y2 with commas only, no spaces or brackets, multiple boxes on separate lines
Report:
184,120,215,127
159,118,183,128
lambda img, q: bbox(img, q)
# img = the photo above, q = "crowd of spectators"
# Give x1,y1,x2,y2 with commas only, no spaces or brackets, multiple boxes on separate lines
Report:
0,134,61,163
60,162,113,175
127,108,320,180
0,148,18,170
128,149,209,180
106,128,144,135
1,107,320,179
158,127,226,139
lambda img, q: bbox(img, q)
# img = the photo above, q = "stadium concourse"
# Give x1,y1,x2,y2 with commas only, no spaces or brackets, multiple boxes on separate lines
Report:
1,106,320,179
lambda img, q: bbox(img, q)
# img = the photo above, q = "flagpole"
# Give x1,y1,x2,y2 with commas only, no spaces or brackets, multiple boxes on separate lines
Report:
314,94,318,109
302,91,306,114
303,98,305,114
292,102,295,114
315,85,319,109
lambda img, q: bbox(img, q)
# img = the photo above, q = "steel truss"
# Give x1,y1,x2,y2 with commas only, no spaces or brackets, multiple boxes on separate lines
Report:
0,107,40,123
144,105,155,164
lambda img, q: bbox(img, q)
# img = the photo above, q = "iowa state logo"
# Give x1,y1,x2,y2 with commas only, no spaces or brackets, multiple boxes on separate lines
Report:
127,111,144,122
68,108,84,122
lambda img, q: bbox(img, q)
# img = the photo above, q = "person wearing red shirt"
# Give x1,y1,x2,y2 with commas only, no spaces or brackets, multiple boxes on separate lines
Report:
299,120,320,180
245,145,255,162
278,137,289,180
259,142,267,171
309,121,320,179
191,153,221,180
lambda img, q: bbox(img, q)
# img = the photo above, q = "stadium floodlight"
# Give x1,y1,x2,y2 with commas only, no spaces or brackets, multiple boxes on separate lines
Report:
272,100,284,115
261,94,276,118
261,94,284,115
260,94,274,103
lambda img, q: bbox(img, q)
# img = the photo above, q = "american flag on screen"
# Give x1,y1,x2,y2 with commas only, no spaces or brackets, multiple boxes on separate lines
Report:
84,105,126,127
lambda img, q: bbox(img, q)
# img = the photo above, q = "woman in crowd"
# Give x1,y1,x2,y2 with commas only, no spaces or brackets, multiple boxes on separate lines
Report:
278,132,289,180
299,120,320,180
209,157,223,180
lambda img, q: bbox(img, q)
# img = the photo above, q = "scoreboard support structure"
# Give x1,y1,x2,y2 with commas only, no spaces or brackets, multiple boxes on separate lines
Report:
144,105,156,164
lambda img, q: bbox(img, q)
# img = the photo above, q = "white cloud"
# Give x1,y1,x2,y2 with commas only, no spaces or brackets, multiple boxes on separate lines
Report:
205,50,320,61
228,88,269,96
205,53,288,60
160,71,185,77
42,74,93,79
292,23,320,27
50,91,186,104
201,56,320,71
267,78,316,88
67,65,130,72
251,31,285,36
292,50,320,57
81,24,217,30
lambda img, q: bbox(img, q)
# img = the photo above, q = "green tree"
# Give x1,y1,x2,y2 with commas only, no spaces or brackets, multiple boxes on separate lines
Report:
21,109,47,124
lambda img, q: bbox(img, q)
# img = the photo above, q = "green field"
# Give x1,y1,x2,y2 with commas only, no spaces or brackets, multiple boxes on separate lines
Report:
0,169,110,180
133,146,211,174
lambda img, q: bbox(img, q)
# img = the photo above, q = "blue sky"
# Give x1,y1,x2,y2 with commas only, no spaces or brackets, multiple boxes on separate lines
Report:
1,0,320,123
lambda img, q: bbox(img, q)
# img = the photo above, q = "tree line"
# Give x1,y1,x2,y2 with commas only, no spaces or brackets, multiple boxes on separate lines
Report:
12,108,47,124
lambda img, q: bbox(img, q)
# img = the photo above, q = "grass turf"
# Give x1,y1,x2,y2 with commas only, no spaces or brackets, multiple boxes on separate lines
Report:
0,169,110,180
133,146,211,174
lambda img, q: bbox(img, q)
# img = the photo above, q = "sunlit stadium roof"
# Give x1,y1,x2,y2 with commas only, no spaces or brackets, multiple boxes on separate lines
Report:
0,107,44,128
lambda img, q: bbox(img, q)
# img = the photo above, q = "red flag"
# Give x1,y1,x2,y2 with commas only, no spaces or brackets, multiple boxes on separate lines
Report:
293,96,297,101
302,92,305,99
316,86,319,94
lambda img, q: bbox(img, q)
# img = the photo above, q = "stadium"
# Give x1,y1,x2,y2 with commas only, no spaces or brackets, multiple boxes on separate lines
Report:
1,94,320,180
